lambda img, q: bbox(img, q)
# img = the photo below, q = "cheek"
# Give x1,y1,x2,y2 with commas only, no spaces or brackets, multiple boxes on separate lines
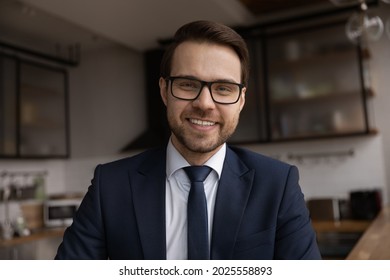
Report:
166,98,186,120
223,106,241,122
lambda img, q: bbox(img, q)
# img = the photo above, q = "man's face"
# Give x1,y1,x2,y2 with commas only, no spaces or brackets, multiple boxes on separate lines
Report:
160,41,246,162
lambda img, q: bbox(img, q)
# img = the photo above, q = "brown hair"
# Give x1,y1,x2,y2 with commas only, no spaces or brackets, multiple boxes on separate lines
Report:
160,20,250,86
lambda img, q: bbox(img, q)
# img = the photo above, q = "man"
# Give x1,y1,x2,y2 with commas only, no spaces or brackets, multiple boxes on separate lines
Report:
56,20,321,260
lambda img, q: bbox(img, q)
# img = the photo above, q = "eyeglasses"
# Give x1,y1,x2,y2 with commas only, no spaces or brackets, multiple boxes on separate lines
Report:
165,76,244,105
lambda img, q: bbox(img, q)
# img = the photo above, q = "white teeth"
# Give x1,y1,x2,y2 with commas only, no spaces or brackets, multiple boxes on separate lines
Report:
190,119,215,126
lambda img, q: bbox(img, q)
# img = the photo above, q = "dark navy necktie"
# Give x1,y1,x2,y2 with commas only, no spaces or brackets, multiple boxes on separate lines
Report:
183,166,212,260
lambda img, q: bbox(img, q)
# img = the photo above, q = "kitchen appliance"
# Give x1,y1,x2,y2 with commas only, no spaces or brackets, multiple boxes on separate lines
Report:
350,189,382,220
44,194,82,227
307,198,341,221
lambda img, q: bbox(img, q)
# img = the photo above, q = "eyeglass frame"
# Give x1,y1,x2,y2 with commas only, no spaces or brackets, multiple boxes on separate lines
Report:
165,76,245,105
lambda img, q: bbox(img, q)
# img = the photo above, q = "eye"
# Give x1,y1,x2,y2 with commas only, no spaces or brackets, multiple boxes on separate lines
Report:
213,83,235,94
175,79,200,91
217,85,232,92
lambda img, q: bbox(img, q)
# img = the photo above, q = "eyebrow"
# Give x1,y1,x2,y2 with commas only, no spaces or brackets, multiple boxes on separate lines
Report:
175,75,241,84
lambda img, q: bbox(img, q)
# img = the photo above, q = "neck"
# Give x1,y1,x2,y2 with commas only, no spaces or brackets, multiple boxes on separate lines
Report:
170,137,223,166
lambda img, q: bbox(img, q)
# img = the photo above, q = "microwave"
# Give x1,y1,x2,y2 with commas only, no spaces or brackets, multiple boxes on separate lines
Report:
44,198,82,227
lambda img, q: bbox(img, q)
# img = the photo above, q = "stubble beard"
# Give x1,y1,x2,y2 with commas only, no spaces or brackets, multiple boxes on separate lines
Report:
168,110,240,154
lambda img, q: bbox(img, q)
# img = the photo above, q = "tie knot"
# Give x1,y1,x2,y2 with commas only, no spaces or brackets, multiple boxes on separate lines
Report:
183,166,212,183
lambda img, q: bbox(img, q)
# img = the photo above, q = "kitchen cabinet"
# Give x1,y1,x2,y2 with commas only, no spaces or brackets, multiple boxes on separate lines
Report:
231,15,375,144
265,21,372,141
0,54,69,158
0,54,17,156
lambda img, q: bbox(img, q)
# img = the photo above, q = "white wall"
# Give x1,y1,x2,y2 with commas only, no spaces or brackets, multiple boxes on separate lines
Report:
61,44,147,192
69,45,146,158
244,136,387,203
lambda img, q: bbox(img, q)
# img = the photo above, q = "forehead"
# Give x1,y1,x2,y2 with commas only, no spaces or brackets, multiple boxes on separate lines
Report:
170,41,241,82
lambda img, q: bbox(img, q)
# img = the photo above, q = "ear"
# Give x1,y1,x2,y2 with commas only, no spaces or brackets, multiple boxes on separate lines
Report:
239,87,246,112
159,77,168,106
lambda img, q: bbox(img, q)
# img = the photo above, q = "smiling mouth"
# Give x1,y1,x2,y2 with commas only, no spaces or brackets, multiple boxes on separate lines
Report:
189,118,216,126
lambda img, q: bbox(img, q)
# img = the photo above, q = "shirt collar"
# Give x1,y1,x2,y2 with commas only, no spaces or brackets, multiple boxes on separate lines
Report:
166,138,226,179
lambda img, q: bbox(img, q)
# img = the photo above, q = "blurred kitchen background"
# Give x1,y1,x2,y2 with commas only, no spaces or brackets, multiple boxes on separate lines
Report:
1,0,390,259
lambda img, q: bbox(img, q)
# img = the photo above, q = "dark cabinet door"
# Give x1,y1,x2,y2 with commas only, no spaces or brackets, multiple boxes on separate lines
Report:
234,16,374,145
265,22,369,141
0,54,69,158
0,55,17,156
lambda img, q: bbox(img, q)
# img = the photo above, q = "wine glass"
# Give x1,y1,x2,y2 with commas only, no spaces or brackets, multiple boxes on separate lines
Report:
346,11,384,43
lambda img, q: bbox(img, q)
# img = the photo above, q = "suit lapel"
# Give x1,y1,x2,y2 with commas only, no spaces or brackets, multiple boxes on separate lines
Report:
130,148,167,259
211,147,255,259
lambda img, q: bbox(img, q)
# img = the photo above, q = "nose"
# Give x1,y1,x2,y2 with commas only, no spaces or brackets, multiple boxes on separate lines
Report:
193,85,215,110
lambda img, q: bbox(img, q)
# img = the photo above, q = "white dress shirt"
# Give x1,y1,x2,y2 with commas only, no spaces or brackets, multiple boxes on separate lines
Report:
165,139,226,260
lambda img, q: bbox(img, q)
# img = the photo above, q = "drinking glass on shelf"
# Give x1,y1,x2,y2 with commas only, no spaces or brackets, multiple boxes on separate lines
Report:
346,11,384,43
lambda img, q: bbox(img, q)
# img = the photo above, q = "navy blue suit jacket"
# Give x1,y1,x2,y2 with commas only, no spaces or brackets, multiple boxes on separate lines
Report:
55,146,321,259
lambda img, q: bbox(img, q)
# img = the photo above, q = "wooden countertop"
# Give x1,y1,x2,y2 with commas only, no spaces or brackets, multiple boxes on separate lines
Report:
347,206,390,260
0,227,65,247
312,220,371,233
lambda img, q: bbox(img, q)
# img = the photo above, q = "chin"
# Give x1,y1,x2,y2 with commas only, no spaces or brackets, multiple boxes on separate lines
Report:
183,134,228,154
